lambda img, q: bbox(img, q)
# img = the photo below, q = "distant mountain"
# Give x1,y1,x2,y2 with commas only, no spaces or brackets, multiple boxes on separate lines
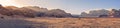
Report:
109,9,120,17
0,4,14,16
44,9,73,18
1,4,120,18
0,4,73,18
4,6,18,10
22,6,73,18
80,9,109,17
80,9,120,17
22,6,48,12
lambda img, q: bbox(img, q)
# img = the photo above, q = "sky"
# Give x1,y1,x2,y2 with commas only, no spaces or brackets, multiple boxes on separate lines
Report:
0,0,120,14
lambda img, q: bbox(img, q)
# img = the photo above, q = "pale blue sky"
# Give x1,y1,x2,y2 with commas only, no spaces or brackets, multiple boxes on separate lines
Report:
0,0,120,14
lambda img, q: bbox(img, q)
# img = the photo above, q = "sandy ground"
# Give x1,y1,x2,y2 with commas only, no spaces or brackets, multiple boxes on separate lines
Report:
0,17,120,28
25,17,120,28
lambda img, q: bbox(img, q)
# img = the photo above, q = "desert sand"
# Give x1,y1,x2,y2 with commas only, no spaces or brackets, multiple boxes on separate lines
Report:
1,17,120,28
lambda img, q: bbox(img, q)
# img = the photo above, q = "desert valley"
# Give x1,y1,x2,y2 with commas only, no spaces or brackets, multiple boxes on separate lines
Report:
0,4,120,28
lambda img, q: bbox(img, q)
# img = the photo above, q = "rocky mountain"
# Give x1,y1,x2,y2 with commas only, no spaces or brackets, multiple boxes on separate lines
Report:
80,9,109,17
0,4,14,16
22,6,48,12
109,9,120,17
19,6,73,18
44,9,73,18
80,9,120,17
0,4,73,18
4,6,18,10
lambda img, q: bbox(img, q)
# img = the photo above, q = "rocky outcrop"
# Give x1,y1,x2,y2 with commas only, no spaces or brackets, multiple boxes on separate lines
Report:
22,6,48,12
0,4,36,18
4,6,18,10
80,9,120,18
80,9,109,17
0,4,14,16
44,9,72,18
21,6,49,17
22,6,73,18
109,9,120,17
15,7,37,18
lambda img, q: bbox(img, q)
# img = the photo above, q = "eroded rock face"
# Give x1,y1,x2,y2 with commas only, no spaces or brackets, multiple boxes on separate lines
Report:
44,9,73,18
80,9,109,17
0,4,73,18
15,7,37,18
0,4,14,16
109,9,120,17
0,5,36,18
21,6,49,17
23,7,73,18
4,6,18,10
22,6,48,12
80,9,120,18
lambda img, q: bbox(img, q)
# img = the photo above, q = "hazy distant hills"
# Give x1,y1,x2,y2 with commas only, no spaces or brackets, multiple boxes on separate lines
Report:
0,4,73,18
80,9,109,17
80,9,120,17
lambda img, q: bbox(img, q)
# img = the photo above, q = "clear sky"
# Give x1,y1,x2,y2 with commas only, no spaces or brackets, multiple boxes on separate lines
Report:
0,0,120,14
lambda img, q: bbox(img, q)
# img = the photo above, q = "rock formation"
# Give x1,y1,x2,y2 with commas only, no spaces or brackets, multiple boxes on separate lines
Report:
0,4,14,16
80,9,109,17
22,6,48,12
44,9,72,18
0,4,73,18
109,9,120,17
